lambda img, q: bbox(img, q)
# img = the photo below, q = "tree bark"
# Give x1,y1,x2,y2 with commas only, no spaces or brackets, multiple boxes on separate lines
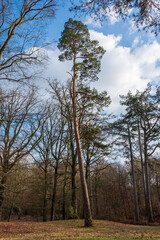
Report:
72,54,92,227
94,176,99,217
85,147,90,183
50,161,58,221
67,107,77,216
0,188,4,221
71,154,77,216
137,121,148,220
62,163,67,220
144,129,154,223
70,127,77,216
0,176,6,221
154,166,160,202
43,154,48,222
128,126,139,222
85,151,93,215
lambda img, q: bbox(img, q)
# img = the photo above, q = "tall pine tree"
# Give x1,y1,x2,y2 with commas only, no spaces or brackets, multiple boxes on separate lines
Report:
58,18,105,227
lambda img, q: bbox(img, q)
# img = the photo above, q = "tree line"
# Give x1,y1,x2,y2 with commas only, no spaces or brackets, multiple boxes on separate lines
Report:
0,80,159,224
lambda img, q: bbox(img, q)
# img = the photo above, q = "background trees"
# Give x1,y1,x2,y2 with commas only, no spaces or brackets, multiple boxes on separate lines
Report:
0,83,159,223
121,85,160,223
49,80,79,219
0,87,44,220
109,84,160,223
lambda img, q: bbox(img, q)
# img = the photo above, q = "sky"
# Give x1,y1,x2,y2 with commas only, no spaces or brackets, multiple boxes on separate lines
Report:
40,0,160,115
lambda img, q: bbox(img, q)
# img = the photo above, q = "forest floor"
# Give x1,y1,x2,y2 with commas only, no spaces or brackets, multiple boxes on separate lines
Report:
0,219,160,240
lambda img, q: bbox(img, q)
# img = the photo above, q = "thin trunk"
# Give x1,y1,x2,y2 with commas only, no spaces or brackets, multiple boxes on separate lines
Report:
43,184,47,222
85,152,93,215
69,113,77,216
50,162,58,221
71,152,77,216
72,53,92,227
85,147,90,184
0,176,6,221
138,121,148,217
89,172,93,215
94,172,99,217
43,155,48,222
7,194,18,222
118,170,127,219
0,190,4,221
144,129,154,223
155,167,160,201
8,204,13,222
128,126,139,222
62,163,67,220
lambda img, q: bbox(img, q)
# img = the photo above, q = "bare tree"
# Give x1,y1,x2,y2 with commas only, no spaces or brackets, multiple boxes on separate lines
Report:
33,106,53,222
49,80,78,218
0,0,56,82
0,87,45,220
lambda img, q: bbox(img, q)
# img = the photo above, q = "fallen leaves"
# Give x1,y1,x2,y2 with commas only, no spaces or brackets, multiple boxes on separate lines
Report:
0,219,159,240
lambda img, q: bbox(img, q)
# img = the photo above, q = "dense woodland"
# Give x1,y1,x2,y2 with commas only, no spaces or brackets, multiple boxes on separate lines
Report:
0,0,160,227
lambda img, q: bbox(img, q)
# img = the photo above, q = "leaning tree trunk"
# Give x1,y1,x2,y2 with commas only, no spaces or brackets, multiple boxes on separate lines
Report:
128,126,139,222
137,121,148,220
85,149,93,215
72,55,92,227
68,109,77,216
143,129,154,223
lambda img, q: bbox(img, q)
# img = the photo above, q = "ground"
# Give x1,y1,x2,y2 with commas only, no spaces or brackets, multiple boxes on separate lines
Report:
0,219,160,240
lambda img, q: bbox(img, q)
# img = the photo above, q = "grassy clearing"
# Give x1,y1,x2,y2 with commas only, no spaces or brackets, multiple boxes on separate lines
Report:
0,219,160,240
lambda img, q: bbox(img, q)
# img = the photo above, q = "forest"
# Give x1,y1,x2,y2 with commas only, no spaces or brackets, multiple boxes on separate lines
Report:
0,0,160,232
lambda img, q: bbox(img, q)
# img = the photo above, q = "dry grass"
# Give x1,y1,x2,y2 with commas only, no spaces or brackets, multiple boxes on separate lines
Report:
0,219,160,240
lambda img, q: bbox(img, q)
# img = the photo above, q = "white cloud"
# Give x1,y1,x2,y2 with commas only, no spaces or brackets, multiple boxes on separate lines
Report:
85,6,121,28
89,30,160,114
106,6,120,25
41,31,160,115
85,16,102,28
41,47,72,83
132,37,139,48
84,6,120,28
89,30,122,51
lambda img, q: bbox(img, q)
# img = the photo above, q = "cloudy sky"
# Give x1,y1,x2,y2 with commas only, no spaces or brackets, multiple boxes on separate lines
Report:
41,1,160,114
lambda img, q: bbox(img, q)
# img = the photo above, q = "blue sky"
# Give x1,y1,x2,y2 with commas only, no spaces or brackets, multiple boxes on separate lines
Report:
41,1,160,114
46,1,155,46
